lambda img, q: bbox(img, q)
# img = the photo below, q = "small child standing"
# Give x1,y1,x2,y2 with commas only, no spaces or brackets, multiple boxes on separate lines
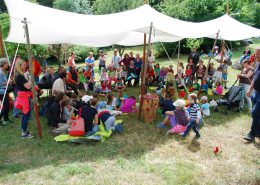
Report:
200,96,210,117
184,65,193,85
181,93,201,138
159,66,167,83
154,63,160,83
178,62,184,77
220,60,228,89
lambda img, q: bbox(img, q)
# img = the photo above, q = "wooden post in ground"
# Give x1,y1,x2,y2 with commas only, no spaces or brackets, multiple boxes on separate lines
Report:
138,22,153,121
23,18,42,139
220,39,225,66
138,33,146,121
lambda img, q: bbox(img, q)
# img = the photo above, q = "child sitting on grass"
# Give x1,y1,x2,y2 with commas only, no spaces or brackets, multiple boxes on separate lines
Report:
189,78,200,93
200,96,210,117
180,93,201,139
212,80,223,95
200,79,209,94
159,93,175,117
120,96,137,113
107,92,118,110
157,99,189,133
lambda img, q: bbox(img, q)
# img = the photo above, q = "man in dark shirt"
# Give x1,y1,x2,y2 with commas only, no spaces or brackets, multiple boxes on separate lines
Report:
188,48,200,66
244,47,260,142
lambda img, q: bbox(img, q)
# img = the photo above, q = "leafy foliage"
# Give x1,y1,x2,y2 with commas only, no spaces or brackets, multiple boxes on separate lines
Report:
53,0,93,14
185,39,204,50
93,0,144,15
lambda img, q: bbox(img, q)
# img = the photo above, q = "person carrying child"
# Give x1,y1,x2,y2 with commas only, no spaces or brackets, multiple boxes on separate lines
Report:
180,93,201,138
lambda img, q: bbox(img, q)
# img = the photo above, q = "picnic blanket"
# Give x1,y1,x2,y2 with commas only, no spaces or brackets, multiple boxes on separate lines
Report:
54,120,123,143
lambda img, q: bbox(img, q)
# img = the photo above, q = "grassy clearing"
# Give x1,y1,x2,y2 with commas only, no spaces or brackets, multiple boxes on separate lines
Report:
0,40,260,185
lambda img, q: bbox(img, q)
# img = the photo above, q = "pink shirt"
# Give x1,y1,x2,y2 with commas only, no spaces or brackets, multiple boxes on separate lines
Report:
216,85,223,95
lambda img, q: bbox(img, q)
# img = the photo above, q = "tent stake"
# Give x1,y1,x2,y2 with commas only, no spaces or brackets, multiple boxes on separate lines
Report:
23,18,42,139
138,22,153,121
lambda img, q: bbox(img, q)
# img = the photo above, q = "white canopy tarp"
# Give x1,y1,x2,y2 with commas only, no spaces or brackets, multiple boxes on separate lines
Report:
4,0,260,47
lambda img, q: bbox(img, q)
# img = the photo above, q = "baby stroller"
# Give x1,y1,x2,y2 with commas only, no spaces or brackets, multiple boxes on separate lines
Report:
214,80,245,114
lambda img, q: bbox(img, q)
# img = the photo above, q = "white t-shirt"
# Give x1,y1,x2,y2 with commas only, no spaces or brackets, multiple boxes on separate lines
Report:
52,78,65,95
111,55,121,68
212,71,222,82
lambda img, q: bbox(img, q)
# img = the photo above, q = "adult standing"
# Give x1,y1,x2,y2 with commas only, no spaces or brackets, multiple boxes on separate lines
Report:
111,49,121,69
14,59,33,138
238,60,254,111
98,50,106,73
67,52,76,69
0,58,12,126
148,50,155,67
188,48,200,66
134,53,142,86
85,52,95,77
243,47,260,142
119,53,131,68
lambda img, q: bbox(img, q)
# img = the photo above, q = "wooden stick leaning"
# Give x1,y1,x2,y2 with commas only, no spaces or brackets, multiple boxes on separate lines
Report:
23,18,42,139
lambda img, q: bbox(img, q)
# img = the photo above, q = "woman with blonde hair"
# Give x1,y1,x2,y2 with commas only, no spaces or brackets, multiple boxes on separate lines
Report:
14,59,34,138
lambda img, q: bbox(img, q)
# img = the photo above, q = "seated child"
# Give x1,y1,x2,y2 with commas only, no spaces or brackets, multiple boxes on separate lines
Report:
159,66,167,83
108,67,116,83
212,80,223,95
146,66,155,85
200,79,209,94
189,78,200,92
116,90,128,109
154,63,160,83
184,65,193,85
159,93,175,116
212,67,223,84
120,96,136,113
62,98,75,121
166,82,175,98
97,101,116,131
168,64,174,74
115,77,126,91
107,93,117,110
196,60,206,81
79,95,99,136
200,96,210,116
157,99,189,134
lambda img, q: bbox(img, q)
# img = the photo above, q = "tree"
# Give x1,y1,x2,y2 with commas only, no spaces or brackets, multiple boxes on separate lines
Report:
53,0,93,14
93,0,144,15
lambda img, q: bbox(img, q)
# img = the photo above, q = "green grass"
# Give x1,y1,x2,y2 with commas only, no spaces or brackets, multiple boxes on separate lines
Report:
0,40,260,185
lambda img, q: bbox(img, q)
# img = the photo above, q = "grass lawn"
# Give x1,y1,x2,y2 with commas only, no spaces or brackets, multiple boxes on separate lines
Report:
0,40,260,185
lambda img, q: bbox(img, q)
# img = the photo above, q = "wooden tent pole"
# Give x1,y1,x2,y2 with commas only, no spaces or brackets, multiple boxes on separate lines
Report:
203,30,220,80
23,18,42,139
138,22,153,121
220,39,225,66
138,33,146,121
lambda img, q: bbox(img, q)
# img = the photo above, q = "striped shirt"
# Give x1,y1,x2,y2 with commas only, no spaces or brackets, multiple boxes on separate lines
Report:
189,103,200,121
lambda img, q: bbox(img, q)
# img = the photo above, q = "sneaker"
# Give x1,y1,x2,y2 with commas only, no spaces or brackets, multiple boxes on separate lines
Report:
21,131,34,139
2,120,13,125
179,132,186,137
157,122,167,129
195,134,201,139
243,134,255,142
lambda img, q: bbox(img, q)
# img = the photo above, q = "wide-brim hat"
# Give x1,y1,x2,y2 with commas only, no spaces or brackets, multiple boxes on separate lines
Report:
81,95,93,103
173,99,185,107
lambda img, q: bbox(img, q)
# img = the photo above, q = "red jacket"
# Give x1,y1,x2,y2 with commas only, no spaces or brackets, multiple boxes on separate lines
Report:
32,59,41,77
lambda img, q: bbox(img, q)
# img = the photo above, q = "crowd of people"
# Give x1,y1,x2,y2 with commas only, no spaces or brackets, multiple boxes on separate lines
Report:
0,46,259,142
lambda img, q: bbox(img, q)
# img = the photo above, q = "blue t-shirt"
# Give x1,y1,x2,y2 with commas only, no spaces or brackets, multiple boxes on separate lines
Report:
134,59,142,70
0,69,7,94
161,99,175,114
85,57,95,65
